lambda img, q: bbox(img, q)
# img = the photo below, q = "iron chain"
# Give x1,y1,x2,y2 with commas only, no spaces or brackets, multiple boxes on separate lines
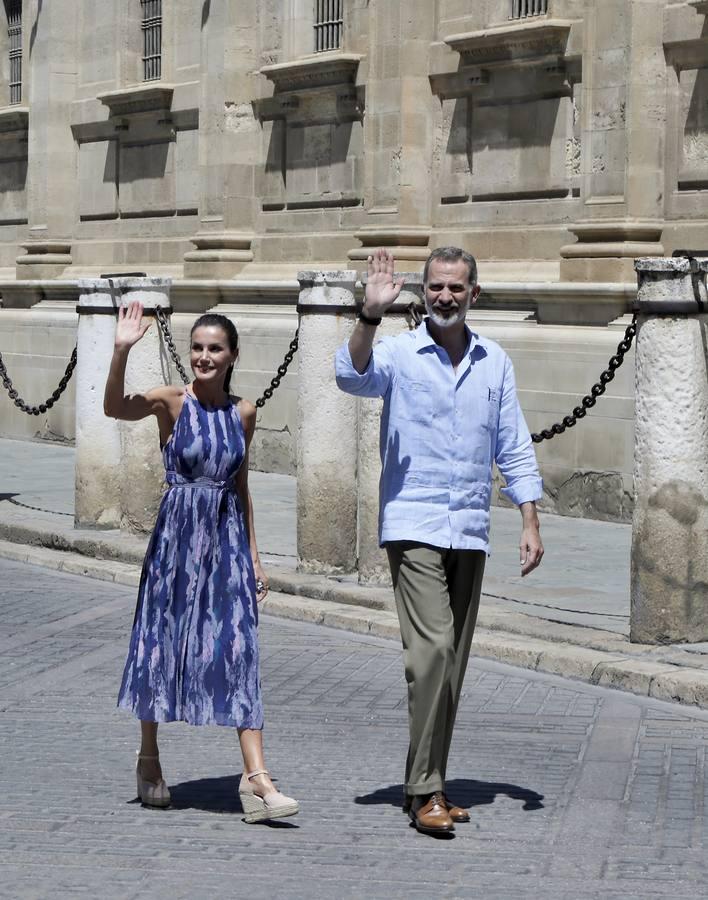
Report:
531,314,637,443
1,301,626,432
255,329,299,409
154,305,191,385
0,345,77,416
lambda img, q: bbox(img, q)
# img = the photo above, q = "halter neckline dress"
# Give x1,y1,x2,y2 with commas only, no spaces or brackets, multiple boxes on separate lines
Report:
118,390,263,729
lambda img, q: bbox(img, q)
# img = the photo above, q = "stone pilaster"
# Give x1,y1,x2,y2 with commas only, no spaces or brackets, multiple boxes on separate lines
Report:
16,0,78,279
183,0,257,277
75,278,173,533
560,0,666,283
630,256,708,643
348,0,436,267
296,270,358,574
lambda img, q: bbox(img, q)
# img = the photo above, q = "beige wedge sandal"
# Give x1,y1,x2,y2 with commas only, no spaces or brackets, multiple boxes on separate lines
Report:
238,768,299,823
136,753,171,809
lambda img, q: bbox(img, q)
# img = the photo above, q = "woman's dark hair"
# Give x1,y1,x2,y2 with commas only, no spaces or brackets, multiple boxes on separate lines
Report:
190,314,239,394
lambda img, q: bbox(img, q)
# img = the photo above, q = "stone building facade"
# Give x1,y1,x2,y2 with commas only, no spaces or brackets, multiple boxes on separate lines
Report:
0,0,707,521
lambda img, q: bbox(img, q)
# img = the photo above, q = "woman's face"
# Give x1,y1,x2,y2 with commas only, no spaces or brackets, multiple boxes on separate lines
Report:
189,325,237,387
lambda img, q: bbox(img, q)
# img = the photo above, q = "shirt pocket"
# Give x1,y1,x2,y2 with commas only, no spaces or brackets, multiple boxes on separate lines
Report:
394,381,435,423
485,387,501,432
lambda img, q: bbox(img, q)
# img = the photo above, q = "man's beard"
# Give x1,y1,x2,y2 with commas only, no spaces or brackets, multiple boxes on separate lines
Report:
424,296,471,329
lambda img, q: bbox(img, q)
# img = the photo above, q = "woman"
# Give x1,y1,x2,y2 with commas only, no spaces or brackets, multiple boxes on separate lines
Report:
104,301,298,823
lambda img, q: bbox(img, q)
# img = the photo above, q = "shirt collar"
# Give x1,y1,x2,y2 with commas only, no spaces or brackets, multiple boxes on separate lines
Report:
414,319,479,356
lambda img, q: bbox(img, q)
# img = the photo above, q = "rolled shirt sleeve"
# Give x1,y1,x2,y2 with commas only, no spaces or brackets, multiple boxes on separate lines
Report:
335,339,395,399
495,355,543,506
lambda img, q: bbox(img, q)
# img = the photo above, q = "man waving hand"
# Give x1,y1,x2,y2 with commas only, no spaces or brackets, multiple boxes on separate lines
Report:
335,247,544,835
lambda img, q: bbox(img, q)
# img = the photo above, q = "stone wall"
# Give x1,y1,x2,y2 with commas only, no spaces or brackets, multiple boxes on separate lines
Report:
1,0,708,522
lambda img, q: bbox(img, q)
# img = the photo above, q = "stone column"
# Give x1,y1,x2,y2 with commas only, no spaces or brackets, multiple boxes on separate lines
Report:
357,275,424,585
75,278,173,533
296,271,358,574
631,256,708,644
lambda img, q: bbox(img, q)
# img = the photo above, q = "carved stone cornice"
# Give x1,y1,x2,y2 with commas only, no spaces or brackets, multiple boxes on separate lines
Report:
97,84,175,117
259,52,362,93
444,19,575,67
560,221,664,260
0,105,29,134
348,226,431,263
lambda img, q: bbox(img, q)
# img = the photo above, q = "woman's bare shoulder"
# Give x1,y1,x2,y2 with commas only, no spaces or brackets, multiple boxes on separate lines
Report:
234,396,257,431
146,384,186,404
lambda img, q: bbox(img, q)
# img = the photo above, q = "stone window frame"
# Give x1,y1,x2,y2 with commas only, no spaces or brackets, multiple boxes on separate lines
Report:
284,0,348,61
116,1,174,89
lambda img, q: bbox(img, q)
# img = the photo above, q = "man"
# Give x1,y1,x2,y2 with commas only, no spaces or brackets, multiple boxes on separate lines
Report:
335,247,544,835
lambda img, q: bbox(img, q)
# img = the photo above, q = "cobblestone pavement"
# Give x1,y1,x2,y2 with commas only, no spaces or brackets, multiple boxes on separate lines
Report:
1,558,708,899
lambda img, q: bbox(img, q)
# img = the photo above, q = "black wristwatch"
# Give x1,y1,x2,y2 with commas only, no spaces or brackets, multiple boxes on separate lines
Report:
359,310,383,326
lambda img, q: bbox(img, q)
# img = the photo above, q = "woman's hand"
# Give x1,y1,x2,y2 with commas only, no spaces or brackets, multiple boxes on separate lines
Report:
254,560,269,603
115,300,151,352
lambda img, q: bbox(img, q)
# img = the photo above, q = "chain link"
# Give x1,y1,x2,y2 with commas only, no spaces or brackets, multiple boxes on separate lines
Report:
531,314,637,443
154,305,191,385
0,345,77,416
255,329,299,409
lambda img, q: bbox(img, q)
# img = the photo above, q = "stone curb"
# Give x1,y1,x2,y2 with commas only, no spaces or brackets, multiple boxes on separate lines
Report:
3,533,708,711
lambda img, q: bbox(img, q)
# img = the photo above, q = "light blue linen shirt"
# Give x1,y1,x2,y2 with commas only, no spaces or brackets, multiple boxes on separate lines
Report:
335,321,543,552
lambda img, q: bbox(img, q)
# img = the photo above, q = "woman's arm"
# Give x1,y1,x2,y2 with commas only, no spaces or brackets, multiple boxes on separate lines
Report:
103,301,181,437
235,399,268,601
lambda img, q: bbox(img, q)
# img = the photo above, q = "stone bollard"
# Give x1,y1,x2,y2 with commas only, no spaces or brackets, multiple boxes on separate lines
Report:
75,278,173,533
296,271,359,574
357,274,424,585
631,257,708,643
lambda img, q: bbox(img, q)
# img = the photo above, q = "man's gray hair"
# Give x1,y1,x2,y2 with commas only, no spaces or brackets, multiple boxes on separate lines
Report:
423,247,478,287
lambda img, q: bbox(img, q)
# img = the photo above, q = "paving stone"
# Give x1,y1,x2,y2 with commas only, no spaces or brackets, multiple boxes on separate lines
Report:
2,557,708,898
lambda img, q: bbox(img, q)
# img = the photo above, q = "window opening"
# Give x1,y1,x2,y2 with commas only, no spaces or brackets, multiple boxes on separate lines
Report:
7,0,21,104
314,0,343,53
510,0,548,18
141,0,162,81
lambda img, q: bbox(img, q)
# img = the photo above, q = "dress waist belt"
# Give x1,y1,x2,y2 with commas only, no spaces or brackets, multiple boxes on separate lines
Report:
165,473,231,490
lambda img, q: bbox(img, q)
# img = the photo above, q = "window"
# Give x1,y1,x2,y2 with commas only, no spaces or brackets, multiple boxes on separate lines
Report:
314,0,343,53
510,0,548,18
7,0,21,104
141,0,162,81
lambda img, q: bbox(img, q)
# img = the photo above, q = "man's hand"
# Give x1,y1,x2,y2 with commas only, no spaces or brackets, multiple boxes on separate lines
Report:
363,248,405,317
519,501,544,576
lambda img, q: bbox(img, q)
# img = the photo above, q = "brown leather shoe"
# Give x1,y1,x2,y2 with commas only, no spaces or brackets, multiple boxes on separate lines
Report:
409,792,455,834
444,795,470,823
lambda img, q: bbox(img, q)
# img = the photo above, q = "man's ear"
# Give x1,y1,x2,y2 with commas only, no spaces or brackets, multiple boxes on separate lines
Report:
470,284,482,305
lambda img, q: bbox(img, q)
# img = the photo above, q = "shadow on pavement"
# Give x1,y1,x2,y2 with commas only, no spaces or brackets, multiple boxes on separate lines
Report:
164,774,243,813
355,778,544,812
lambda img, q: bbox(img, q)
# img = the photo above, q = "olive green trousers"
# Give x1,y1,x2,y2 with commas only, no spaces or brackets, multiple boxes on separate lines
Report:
386,542,486,797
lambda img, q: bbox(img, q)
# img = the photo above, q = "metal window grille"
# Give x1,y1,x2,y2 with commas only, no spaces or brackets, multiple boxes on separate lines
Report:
511,0,548,18
141,0,162,81
7,0,21,105
314,0,343,53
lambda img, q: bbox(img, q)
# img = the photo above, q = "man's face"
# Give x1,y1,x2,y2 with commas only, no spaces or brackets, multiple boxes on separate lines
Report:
424,258,480,329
